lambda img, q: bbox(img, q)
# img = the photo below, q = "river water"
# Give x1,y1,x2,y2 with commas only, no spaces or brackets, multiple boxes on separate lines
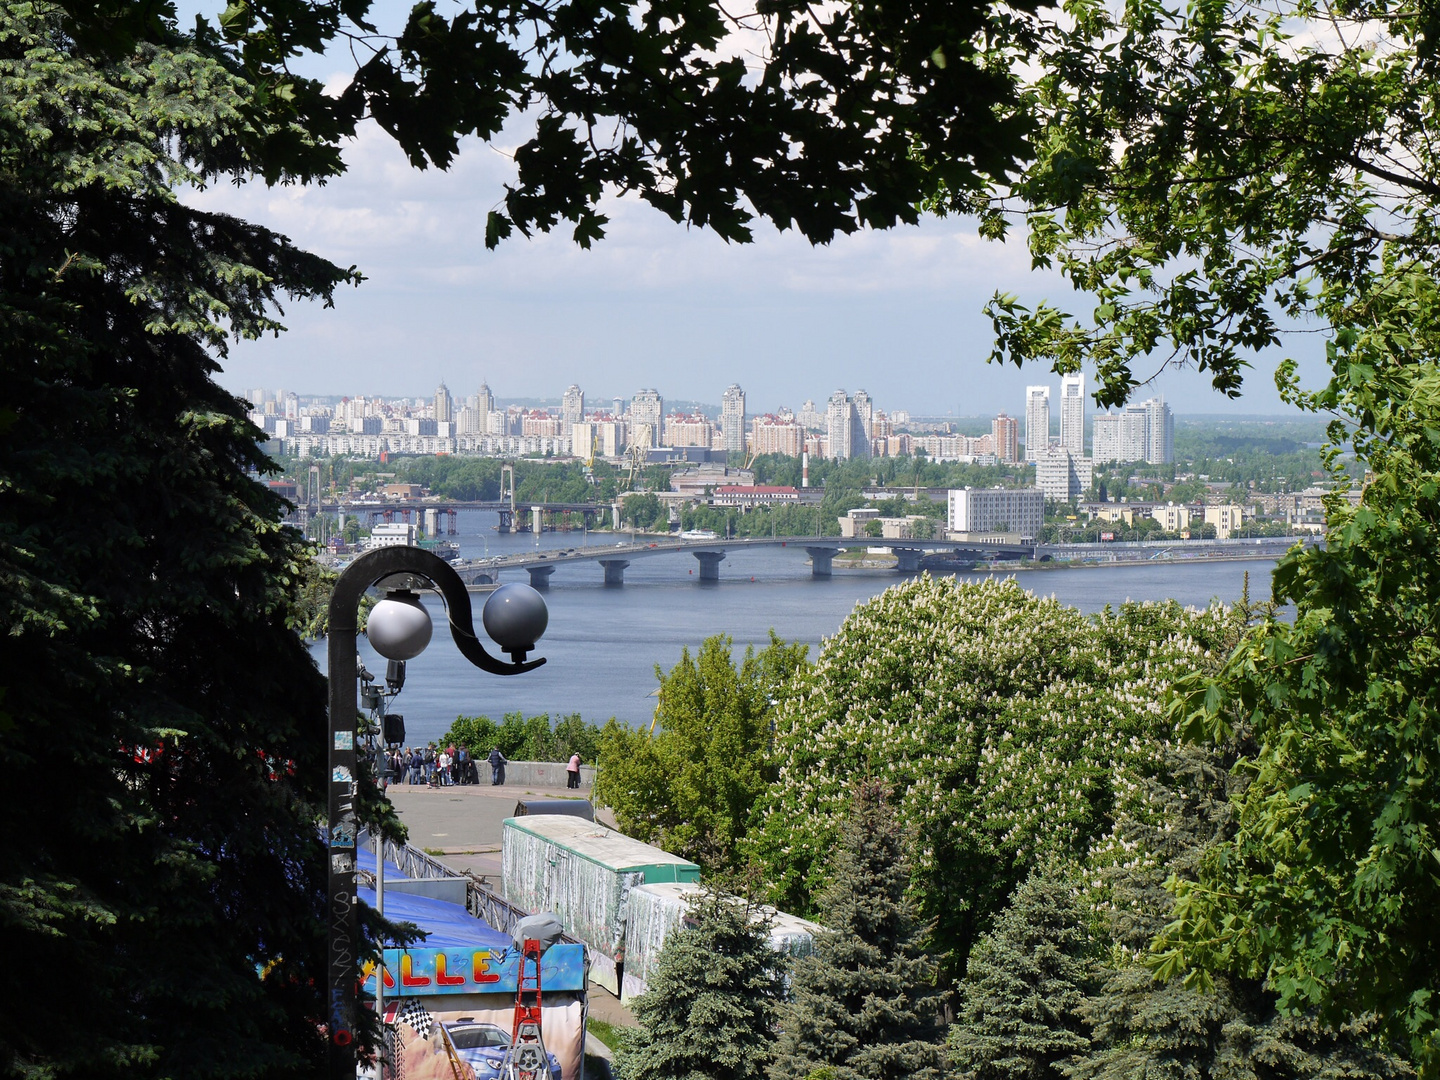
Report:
315,509,1277,747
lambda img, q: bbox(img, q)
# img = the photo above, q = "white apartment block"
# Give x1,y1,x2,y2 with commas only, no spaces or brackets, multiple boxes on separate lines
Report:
1092,412,1121,464
434,382,454,424
721,384,746,456
1091,397,1175,465
1144,397,1175,464
1035,448,1093,503
1204,504,1244,539
664,413,714,447
1025,385,1051,461
1151,503,1191,533
948,487,1045,536
630,389,664,448
826,390,855,460
913,434,997,463
1060,373,1085,457
751,415,805,457
561,385,585,427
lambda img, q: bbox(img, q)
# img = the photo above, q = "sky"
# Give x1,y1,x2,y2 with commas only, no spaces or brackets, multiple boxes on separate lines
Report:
184,5,1330,418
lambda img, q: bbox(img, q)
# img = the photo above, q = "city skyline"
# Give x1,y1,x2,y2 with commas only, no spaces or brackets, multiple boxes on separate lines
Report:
187,100,1330,418
245,378,1307,421
251,375,1178,471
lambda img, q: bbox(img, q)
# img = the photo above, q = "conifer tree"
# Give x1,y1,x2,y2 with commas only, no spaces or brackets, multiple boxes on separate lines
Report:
619,892,787,1080
769,780,945,1080
1068,744,1415,1080
949,866,1097,1080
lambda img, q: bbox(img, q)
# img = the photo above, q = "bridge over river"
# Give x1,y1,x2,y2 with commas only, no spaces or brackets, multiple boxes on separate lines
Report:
440,534,1309,588
323,498,604,534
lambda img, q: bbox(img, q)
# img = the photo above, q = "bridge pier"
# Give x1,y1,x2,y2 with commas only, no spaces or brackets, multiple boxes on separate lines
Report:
893,547,924,573
806,546,841,578
691,550,726,581
599,558,629,586
531,505,544,534
526,565,555,589
497,508,512,533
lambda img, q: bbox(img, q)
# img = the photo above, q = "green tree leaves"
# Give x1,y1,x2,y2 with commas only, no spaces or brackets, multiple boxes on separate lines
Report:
748,576,1239,980
0,5,369,1073
1160,297,1440,1070
966,0,1440,405
593,633,808,871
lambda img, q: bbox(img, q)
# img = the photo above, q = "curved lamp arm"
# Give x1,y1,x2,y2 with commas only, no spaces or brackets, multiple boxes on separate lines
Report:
328,545,545,675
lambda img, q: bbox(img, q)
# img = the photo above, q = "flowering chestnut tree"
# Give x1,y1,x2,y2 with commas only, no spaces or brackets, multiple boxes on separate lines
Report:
747,575,1237,974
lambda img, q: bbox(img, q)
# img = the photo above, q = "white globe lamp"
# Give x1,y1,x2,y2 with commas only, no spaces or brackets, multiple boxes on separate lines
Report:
366,589,433,661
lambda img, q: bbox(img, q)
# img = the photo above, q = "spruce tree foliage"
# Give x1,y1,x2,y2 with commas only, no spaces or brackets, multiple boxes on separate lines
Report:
0,5,392,1076
770,780,945,1080
618,892,787,1080
949,867,1096,1080
1070,744,1415,1080
595,633,808,871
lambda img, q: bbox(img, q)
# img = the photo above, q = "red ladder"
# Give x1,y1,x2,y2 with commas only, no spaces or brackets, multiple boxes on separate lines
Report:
500,939,549,1080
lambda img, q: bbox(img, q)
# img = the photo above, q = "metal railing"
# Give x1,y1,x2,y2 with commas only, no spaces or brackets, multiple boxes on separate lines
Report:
358,829,587,948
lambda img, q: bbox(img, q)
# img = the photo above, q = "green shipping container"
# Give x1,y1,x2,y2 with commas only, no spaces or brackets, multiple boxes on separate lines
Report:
501,815,700,996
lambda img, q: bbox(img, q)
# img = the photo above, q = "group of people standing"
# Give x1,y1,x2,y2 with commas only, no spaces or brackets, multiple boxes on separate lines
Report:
383,744,476,787
382,744,584,788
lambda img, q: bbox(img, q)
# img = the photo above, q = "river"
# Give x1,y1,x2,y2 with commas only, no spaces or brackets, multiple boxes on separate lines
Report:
314,509,1278,747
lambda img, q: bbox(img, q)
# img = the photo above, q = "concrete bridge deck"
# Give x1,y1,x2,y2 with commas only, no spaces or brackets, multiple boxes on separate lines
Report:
441,534,1309,588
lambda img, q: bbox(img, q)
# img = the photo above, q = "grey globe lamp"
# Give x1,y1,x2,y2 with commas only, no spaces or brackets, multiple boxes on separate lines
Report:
326,546,547,1080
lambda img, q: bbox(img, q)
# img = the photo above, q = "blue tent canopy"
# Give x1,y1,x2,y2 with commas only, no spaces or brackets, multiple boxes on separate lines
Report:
357,879,511,951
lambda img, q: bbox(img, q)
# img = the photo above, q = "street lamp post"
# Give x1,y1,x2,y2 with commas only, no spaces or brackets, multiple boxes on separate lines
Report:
326,546,548,1080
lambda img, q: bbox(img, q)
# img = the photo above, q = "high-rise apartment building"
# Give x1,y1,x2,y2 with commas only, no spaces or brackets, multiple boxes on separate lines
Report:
992,412,1019,463
664,413,714,447
751,415,805,457
852,390,874,460
434,382,454,424
1092,413,1121,464
630,389,663,448
1143,396,1175,464
1121,405,1149,462
721,384,746,456
1060,373,1085,457
562,384,585,427
1091,397,1175,465
826,390,854,461
799,399,824,431
475,382,494,422
1025,385,1050,461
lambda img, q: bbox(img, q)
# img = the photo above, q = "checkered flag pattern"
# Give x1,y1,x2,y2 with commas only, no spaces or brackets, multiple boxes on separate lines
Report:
395,997,434,1038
